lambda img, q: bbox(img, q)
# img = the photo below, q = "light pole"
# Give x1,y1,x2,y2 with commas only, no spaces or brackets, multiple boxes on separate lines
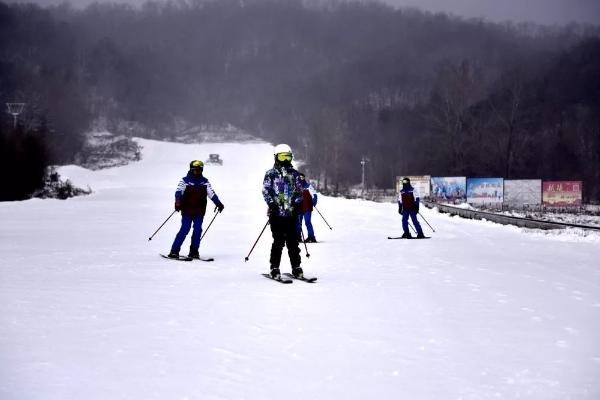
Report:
6,103,26,129
361,156,369,197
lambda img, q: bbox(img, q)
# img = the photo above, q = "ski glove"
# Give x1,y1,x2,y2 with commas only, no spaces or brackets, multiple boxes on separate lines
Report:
398,204,403,214
175,200,182,211
267,202,279,216
215,202,225,213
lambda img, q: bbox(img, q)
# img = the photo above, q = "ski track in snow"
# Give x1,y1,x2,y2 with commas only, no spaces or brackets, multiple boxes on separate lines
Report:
1,138,600,400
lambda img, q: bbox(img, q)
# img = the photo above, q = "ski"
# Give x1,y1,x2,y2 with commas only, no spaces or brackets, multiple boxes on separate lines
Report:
262,273,293,284
193,257,215,262
387,236,431,240
160,254,193,261
283,273,317,283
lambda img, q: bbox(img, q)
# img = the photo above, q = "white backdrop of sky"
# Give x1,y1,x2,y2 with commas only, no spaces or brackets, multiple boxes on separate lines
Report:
6,0,600,25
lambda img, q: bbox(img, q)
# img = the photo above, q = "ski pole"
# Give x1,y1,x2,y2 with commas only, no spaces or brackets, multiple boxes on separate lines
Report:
199,209,220,241
148,210,177,241
407,221,417,234
300,229,311,258
244,219,270,262
418,212,436,233
399,212,417,234
314,206,333,230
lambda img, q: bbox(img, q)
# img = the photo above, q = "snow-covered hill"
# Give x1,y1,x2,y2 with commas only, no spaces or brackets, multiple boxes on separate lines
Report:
1,138,599,400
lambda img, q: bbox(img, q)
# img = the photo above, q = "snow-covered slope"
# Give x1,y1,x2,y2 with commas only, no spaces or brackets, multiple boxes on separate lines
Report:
1,138,599,400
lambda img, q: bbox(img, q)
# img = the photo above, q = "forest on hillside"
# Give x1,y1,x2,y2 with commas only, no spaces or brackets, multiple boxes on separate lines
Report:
1,0,599,201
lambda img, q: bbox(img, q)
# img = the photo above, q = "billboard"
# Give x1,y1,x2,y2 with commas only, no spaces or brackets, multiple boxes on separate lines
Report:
504,179,542,208
430,177,466,202
542,181,582,207
467,177,504,205
396,175,431,198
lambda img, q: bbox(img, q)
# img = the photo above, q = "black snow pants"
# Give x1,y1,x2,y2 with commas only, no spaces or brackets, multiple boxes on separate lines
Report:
269,215,301,270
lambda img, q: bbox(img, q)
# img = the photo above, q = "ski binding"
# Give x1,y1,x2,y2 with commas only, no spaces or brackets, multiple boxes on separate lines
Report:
160,254,193,261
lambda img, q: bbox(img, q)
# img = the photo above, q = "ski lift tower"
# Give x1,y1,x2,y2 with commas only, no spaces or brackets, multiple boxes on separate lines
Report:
6,103,26,129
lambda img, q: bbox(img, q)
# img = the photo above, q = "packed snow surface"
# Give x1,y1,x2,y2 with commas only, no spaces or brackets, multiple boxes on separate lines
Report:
1,139,600,400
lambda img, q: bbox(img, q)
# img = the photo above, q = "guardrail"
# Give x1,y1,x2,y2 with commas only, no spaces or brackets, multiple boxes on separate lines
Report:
423,201,600,232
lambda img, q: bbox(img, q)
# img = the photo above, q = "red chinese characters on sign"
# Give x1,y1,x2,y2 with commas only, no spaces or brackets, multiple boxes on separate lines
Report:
542,181,582,207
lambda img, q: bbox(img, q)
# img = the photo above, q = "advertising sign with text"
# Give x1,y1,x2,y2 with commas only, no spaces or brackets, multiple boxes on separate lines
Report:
396,175,431,198
430,177,466,202
467,178,504,205
542,181,582,207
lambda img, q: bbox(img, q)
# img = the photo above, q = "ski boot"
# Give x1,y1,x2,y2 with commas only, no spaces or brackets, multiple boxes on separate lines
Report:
401,232,412,239
188,248,200,259
167,251,179,259
292,267,304,279
270,268,281,280
416,232,426,239
305,236,317,243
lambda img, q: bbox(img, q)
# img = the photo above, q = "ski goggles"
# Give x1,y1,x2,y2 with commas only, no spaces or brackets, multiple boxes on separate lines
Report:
276,152,293,162
402,179,410,184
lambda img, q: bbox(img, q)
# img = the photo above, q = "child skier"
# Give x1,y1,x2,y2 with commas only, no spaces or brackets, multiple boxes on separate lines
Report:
168,160,224,259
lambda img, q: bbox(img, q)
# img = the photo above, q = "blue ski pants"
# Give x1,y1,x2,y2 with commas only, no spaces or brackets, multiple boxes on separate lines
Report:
296,211,315,238
171,214,204,253
402,210,423,235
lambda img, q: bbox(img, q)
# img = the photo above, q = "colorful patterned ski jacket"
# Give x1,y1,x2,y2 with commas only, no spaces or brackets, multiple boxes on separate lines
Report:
175,173,222,216
262,164,304,217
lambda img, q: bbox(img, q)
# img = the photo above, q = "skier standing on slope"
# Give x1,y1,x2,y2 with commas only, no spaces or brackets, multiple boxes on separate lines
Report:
297,173,318,243
168,160,224,259
262,144,305,279
398,177,425,239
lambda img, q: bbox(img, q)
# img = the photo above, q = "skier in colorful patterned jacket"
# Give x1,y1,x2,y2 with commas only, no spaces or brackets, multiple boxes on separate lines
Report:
168,160,224,259
398,177,425,239
262,144,305,279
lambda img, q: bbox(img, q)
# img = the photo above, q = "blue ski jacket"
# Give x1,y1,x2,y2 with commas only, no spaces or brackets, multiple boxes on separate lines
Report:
175,173,222,216
398,185,420,212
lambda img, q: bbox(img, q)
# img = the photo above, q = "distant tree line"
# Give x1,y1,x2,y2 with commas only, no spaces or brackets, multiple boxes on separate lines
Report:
1,0,599,201
0,122,48,200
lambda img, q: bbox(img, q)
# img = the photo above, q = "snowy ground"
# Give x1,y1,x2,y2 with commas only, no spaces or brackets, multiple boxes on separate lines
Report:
502,210,600,228
1,138,600,400
442,202,600,228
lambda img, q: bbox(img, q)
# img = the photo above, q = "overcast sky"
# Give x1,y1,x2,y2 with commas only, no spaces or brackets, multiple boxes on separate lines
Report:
7,0,600,25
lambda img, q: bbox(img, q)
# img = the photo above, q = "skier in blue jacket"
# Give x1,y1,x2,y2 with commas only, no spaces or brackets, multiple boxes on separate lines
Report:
297,173,318,243
398,177,425,239
168,160,224,259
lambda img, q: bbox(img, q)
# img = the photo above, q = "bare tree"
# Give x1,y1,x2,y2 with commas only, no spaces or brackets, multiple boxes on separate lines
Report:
425,59,486,174
487,68,528,178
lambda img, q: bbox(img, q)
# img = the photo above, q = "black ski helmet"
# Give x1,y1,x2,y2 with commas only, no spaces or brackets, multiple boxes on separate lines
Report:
189,160,204,171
